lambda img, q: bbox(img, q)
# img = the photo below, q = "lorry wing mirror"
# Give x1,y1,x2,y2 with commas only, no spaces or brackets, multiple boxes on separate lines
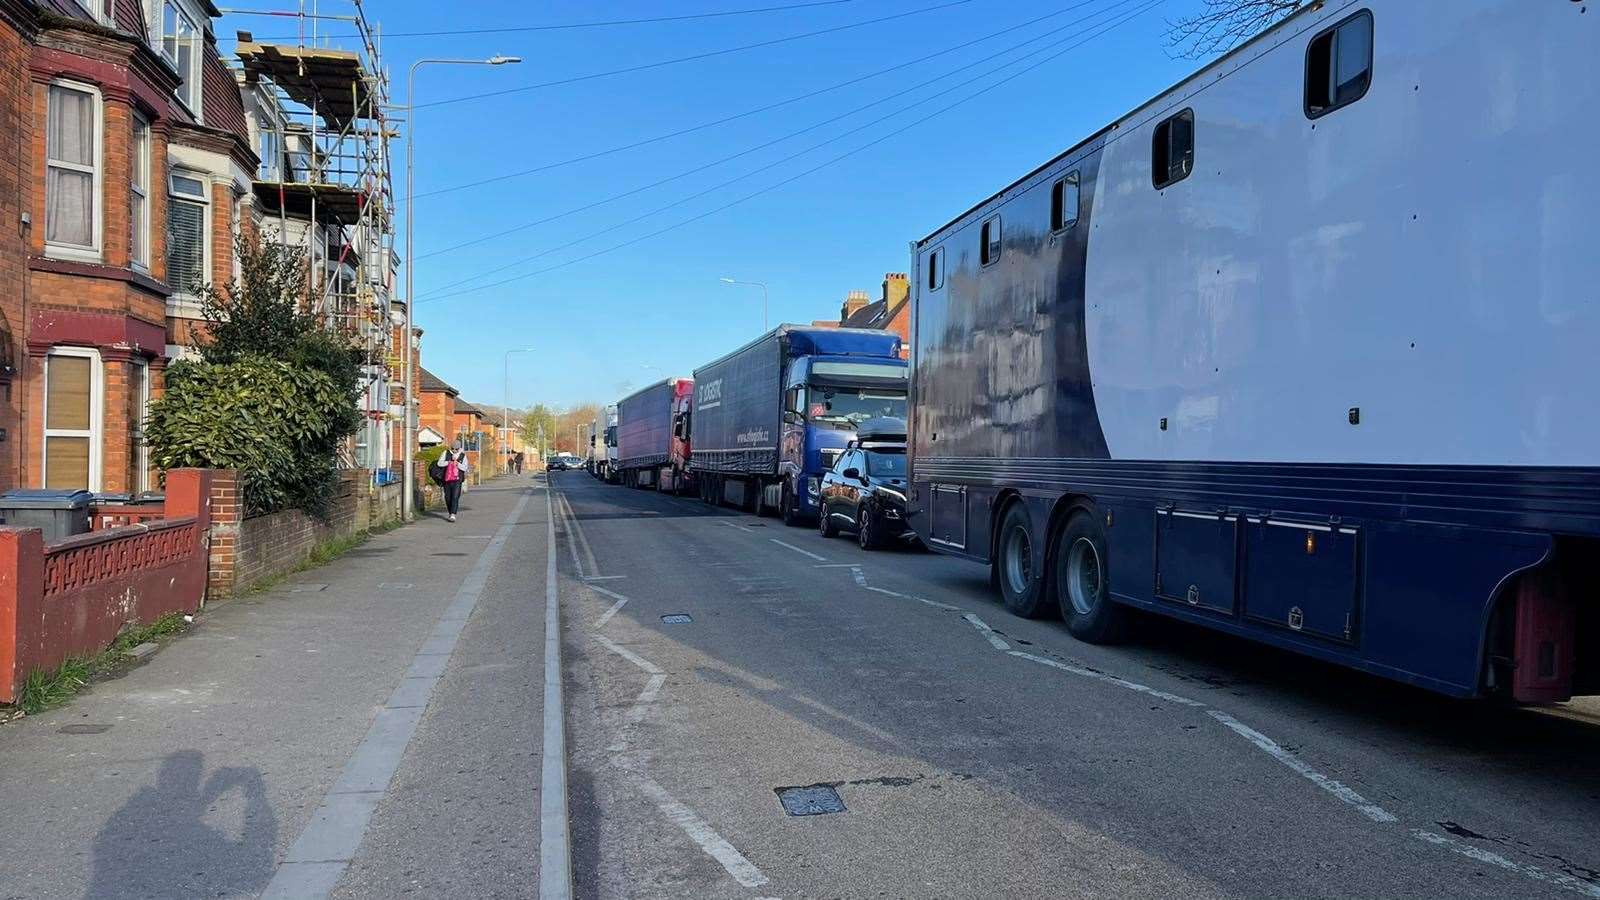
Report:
842,467,861,480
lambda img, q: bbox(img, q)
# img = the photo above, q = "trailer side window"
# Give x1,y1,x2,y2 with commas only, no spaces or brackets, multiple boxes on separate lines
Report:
1152,109,1194,190
927,247,944,291
1050,171,1080,231
1305,10,1372,118
980,215,1001,267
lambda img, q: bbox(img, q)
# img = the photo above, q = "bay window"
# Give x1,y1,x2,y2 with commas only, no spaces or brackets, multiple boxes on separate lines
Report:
167,172,208,296
45,82,101,258
44,349,103,491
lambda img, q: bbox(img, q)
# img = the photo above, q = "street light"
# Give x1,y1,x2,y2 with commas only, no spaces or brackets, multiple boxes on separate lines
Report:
403,54,521,520
504,346,535,474
720,277,768,331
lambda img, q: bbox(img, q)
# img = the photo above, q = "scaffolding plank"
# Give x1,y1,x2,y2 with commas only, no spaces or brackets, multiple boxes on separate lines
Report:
236,41,374,130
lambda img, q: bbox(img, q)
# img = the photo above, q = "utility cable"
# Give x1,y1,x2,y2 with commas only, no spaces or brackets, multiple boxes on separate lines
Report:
415,0,1141,267
412,0,975,111
409,0,1121,202
415,0,1163,305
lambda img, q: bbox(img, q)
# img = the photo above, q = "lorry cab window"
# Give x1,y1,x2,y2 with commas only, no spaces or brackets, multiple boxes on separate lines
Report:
808,387,907,429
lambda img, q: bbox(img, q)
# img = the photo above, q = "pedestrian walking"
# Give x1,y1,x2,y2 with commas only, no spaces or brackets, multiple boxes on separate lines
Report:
514,452,524,474
433,440,469,522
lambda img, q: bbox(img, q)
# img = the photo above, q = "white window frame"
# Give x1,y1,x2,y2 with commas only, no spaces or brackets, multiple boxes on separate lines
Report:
256,101,285,181
131,358,152,494
79,0,115,27
44,80,103,263
131,112,151,270
152,0,205,120
167,170,211,299
43,347,104,492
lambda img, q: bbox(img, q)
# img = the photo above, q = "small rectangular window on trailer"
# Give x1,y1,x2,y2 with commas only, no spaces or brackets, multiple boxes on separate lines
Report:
1051,171,1080,231
1152,109,1194,190
927,246,944,290
980,215,1001,266
1305,10,1373,118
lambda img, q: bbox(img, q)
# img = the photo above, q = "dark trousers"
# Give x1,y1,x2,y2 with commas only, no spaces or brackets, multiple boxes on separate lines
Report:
444,480,463,515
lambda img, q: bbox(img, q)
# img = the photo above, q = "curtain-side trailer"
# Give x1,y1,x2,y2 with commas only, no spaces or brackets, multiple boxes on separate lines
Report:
616,378,692,490
907,0,1599,702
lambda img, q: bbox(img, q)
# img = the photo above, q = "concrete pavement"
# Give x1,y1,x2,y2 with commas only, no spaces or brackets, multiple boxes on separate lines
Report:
0,475,550,900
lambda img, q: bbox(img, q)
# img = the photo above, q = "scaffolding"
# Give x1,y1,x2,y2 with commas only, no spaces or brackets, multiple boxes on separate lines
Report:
231,0,399,478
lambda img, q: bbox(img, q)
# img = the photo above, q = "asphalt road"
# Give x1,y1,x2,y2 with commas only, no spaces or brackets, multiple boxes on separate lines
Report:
551,469,1600,900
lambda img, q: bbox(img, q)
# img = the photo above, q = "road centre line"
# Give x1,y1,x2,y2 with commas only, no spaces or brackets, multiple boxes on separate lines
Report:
1207,710,1398,824
1412,830,1600,899
961,614,1011,651
262,489,535,900
769,538,828,561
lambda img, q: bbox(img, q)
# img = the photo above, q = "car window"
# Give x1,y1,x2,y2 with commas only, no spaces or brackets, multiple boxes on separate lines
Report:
865,450,906,477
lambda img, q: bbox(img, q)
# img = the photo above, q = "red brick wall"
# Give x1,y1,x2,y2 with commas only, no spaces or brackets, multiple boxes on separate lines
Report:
0,17,29,494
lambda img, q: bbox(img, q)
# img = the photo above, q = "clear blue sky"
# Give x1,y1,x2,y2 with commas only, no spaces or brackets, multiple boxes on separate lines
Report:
222,0,1214,409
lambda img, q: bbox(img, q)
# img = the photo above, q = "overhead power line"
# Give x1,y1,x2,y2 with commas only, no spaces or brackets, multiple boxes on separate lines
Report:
415,0,1139,265
412,0,976,111
222,0,857,42
416,0,1164,305
410,0,1123,203
416,0,1144,298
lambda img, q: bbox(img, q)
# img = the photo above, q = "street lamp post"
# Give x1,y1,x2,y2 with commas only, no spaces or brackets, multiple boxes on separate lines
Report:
719,277,768,331
403,54,520,520
504,346,535,475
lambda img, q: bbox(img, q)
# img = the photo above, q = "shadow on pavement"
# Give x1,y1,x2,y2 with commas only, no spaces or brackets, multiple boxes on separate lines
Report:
87,750,276,900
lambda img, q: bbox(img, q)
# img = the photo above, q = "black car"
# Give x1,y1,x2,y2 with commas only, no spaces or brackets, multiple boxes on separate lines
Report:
817,418,915,550
546,455,566,471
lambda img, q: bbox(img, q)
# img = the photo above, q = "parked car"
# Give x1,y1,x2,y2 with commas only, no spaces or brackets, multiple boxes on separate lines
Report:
817,418,915,549
546,455,567,471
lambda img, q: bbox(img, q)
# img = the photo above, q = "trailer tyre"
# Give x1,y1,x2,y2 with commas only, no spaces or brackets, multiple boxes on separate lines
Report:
781,481,803,527
1053,509,1128,643
996,501,1050,618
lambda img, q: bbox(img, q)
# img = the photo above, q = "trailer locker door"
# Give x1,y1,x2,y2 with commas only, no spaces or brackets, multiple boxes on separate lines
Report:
1155,509,1238,615
1242,519,1360,643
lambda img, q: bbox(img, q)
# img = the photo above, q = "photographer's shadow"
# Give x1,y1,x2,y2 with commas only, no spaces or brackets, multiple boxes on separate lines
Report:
88,750,277,899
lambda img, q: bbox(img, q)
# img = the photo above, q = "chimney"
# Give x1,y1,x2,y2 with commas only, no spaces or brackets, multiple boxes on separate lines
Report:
882,272,908,307
841,289,871,322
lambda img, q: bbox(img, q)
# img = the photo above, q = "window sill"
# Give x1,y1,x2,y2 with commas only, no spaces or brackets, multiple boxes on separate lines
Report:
43,244,103,265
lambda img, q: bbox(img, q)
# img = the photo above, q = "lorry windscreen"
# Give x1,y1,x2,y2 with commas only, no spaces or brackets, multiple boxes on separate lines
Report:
807,387,906,429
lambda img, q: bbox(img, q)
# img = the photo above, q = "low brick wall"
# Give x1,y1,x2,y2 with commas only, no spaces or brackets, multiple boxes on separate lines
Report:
0,470,213,704
208,469,405,598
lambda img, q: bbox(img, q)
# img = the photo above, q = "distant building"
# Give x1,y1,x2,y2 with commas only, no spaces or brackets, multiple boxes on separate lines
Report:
830,273,910,359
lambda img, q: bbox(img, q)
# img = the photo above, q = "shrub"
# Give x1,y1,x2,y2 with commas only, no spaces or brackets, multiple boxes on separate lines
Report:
146,356,351,515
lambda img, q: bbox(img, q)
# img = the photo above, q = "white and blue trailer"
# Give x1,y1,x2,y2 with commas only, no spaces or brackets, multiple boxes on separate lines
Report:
906,0,1598,701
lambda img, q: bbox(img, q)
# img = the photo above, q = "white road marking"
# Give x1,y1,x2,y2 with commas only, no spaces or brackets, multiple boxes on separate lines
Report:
769,538,827,561
812,563,859,568
595,634,664,675
594,596,629,630
626,674,668,726
632,772,770,888
557,493,585,578
1008,651,1205,708
561,492,602,578
961,613,1011,651
862,584,964,611
587,583,630,604
583,574,627,581
1208,710,1398,824
541,487,575,899
1412,830,1600,899
849,566,868,585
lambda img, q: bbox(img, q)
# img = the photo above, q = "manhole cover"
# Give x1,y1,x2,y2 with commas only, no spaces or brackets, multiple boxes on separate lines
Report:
661,614,693,624
776,785,846,816
58,723,112,734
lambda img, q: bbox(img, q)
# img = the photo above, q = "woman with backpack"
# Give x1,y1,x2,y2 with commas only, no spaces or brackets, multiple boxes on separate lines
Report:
432,440,470,522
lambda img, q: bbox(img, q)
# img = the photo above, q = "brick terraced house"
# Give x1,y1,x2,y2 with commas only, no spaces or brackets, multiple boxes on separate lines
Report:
1,0,256,494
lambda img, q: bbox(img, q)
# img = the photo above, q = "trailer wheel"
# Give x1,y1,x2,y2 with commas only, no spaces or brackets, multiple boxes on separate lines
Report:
1053,509,1127,643
781,481,803,527
996,501,1050,618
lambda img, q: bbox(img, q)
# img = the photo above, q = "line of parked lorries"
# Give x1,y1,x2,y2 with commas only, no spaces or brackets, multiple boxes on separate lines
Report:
584,325,915,548
562,2,1599,704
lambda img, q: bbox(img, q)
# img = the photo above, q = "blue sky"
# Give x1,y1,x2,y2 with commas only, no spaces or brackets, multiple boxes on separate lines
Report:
222,0,1214,409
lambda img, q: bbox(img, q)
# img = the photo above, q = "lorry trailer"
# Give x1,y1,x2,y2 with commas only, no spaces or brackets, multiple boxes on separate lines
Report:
690,325,907,524
616,378,693,490
905,0,1598,702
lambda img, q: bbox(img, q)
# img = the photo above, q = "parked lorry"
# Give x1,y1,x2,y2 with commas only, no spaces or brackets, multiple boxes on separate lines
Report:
905,0,1599,701
690,325,907,524
591,405,618,482
616,378,693,490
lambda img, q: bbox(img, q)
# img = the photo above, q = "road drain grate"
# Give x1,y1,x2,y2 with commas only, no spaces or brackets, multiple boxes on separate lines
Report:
660,614,693,624
775,785,846,816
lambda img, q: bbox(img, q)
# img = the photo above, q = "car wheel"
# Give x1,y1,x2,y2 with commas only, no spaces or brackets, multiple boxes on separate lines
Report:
996,501,1050,618
857,508,878,550
1053,509,1128,643
819,501,838,537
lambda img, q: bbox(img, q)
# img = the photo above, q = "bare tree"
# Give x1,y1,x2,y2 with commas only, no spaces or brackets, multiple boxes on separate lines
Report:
1165,0,1304,59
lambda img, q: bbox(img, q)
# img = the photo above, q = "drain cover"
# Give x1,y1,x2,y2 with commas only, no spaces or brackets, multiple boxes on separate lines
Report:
58,723,111,734
776,785,846,816
661,614,693,624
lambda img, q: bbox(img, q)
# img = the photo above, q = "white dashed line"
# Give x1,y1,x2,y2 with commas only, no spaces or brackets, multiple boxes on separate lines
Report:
861,584,964,611
1208,710,1398,823
1412,830,1600,899
961,613,1011,651
769,538,827,561
1008,651,1205,708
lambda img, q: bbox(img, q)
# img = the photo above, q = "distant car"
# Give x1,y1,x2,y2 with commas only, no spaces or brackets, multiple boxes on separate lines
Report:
817,417,915,550
546,455,567,471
